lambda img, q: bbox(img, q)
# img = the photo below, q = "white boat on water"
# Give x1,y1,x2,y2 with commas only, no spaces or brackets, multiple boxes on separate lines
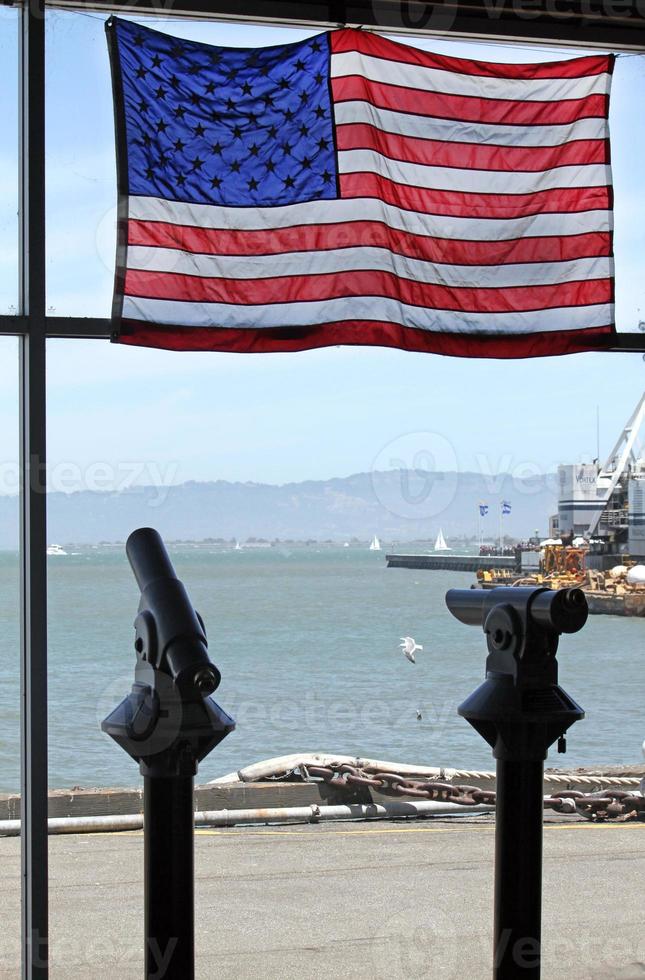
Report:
46,544,67,556
369,535,381,551
433,529,450,552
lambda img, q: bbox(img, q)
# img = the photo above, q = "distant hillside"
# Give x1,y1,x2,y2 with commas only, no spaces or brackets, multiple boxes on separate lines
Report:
0,469,557,548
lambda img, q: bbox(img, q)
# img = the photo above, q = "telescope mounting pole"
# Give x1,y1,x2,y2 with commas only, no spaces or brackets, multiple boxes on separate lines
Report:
144,775,195,979
493,759,544,979
101,528,235,980
446,585,587,980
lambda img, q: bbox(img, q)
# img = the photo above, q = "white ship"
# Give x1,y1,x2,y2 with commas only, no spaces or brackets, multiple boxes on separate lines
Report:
46,544,67,556
369,535,381,551
553,391,645,561
433,529,450,552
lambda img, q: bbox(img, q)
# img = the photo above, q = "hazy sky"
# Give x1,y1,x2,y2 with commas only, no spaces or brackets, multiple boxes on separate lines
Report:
1,11,644,493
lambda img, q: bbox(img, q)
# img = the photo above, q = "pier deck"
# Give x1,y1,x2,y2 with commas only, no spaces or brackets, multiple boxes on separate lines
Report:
1,816,643,978
386,553,518,572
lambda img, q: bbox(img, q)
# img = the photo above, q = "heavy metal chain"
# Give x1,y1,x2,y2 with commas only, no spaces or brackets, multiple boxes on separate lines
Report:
305,763,645,822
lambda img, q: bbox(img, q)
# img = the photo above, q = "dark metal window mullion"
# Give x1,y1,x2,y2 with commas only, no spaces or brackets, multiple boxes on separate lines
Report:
19,1,49,978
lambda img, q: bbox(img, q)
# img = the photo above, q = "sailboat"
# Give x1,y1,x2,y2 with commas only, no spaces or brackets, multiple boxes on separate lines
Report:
433,529,450,552
369,535,381,551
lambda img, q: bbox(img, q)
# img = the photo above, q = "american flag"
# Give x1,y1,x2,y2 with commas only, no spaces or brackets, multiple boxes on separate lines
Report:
107,18,615,357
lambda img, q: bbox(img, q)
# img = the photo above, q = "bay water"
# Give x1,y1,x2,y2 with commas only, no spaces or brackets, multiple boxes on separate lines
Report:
0,546,643,793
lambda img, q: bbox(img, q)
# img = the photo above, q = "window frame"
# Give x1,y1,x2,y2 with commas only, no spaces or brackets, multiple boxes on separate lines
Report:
10,3,645,978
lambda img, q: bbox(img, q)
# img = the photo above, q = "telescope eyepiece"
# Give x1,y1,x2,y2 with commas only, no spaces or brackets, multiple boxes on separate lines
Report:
566,588,585,607
529,587,588,634
193,666,219,697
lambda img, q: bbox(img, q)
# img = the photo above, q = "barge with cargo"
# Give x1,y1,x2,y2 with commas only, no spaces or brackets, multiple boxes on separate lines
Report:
388,392,645,616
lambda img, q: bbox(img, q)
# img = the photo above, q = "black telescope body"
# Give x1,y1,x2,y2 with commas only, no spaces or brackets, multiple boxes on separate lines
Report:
446,585,588,634
102,528,234,980
447,585,587,980
126,528,220,702
446,586,587,702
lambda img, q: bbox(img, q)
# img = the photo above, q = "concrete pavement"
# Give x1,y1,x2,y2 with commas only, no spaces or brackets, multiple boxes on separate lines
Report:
1,816,644,979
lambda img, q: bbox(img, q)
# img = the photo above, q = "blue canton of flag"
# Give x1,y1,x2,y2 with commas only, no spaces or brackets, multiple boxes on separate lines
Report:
502,501,512,515
479,504,489,517
111,17,338,208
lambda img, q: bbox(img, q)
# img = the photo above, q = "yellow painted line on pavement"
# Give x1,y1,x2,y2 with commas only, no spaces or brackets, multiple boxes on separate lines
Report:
43,821,645,841
65,825,492,840
195,825,494,837
192,822,645,839
545,821,645,832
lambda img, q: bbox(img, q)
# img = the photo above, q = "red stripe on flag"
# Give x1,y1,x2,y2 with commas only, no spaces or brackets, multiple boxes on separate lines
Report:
124,268,612,313
118,319,615,358
330,29,612,82
128,220,611,267
332,76,608,126
336,124,609,172
339,173,611,219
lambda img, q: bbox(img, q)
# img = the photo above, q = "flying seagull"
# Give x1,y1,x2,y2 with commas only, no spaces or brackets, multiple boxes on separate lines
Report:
399,636,423,663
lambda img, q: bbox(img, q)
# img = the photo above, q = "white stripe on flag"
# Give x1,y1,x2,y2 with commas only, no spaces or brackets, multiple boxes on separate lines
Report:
128,196,612,241
337,150,611,193
122,295,613,335
333,102,609,148
127,247,613,291
330,51,611,103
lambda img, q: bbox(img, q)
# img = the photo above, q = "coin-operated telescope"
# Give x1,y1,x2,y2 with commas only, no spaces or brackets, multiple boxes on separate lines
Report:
102,528,235,980
446,586,587,980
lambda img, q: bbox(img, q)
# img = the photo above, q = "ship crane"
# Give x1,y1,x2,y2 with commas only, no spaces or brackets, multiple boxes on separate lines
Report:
585,392,645,538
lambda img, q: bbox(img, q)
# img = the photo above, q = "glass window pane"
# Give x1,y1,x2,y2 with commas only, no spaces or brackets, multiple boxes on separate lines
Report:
0,336,19,784
45,334,645,781
610,54,645,335
45,11,644,331
0,335,20,975
44,12,317,318
39,18,645,974
0,8,19,315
